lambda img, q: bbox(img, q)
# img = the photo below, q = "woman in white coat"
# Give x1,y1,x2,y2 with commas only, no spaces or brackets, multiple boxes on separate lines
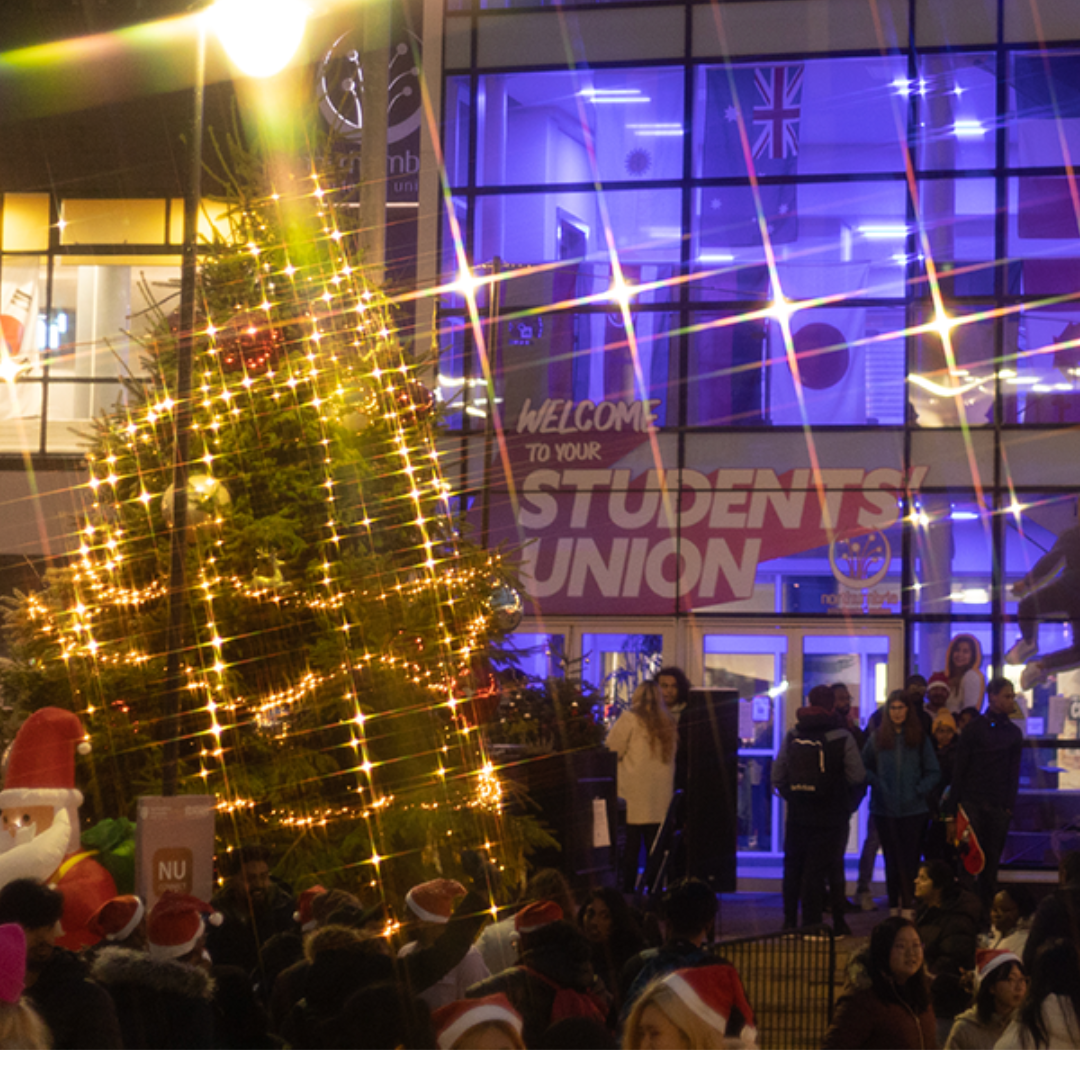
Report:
606,680,677,892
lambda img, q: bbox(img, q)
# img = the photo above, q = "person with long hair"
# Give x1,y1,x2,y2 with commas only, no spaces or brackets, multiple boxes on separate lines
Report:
577,886,643,1007
822,916,937,1049
0,923,51,1050
945,950,1027,1049
606,680,678,892
862,691,941,917
944,633,985,716
996,939,1080,1049
622,965,757,1049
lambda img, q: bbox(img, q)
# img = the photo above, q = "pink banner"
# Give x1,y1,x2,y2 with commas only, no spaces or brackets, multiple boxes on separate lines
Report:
479,398,927,615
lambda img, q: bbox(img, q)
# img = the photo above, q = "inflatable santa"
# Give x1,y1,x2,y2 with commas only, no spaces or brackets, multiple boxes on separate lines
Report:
0,707,117,949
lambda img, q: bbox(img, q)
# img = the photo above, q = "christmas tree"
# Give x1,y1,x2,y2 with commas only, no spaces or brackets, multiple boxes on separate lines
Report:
0,149,542,901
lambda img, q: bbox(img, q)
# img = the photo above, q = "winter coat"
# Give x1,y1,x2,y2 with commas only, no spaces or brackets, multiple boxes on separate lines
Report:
914,886,982,976
995,995,1080,1049
466,924,611,1047
948,710,1024,815
773,705,866,827
606,708,676,824
26,946,124,1050
91,946,215,1049
862,727,940,819
822,952,937,1050
206,879,296,976
945,1005,1012,1049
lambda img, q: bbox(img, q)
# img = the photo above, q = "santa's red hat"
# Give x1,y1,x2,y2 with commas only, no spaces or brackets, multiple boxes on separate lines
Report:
294,885,327,932
148,891,221,961
405,879,466,924
975,948,1022,986
431,993,523,1049
514,900,563,934
87,895,145,943
0,707,89,813
0,923,27,1005
927,672,950,692
660,965,758,1046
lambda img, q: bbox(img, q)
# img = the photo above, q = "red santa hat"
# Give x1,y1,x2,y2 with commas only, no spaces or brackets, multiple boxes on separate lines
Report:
148,891,222,961
294,885,327,932
86,895,146,943
0,707,89,813
975,948,1022,986
405,879,466,924
927,672,950,692
660,965,758,1046
0,923,27,1005
431,993,523,1049
514,900,563,935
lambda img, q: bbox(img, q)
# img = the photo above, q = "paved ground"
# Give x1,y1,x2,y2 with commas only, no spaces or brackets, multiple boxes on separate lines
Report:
716,889,887,942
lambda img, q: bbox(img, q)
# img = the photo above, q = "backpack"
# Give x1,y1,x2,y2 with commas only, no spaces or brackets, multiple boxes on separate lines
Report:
783,731,829,798
519,966,610,1028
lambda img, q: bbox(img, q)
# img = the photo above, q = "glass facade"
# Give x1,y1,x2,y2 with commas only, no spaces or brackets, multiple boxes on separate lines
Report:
436,1,1080,871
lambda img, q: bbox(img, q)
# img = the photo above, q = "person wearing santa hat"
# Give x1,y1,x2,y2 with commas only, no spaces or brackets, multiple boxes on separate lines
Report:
90,891,219,1049
622,964,757,1049
432,992,525,1049
944,949,1027,1049
397,877,490,1011
0,707,117,950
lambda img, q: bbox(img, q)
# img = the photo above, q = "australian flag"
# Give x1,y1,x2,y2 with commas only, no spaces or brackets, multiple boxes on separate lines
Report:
702,65,803,247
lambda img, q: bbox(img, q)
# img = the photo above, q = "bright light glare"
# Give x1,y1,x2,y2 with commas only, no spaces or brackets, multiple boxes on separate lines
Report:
210,0,308,77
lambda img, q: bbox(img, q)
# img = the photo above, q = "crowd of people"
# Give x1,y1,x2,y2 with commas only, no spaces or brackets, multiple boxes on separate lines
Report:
0,646,1077,1051
0,844,763,1050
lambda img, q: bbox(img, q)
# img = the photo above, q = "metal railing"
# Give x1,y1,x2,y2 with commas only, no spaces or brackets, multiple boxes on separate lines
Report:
716,926,837,1050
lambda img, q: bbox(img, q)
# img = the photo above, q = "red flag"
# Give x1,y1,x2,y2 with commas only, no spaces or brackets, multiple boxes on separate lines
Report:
956,805,986,876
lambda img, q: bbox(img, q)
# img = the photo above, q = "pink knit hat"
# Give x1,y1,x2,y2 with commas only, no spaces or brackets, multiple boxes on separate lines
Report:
0,924,27,1004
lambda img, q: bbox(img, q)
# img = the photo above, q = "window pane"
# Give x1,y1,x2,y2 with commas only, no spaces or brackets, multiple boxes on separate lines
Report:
917,179,998,299
692,181,908,299
909,303,1000,427
911,496,994,613
1008,177,1080,297
475,68,684,187
1004,302,1080,424
916,53,997,172
693,57,909,180
444,76,473,189
1009,51,1080,170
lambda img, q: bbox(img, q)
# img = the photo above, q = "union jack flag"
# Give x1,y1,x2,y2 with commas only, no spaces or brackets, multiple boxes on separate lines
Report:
751,66,804,161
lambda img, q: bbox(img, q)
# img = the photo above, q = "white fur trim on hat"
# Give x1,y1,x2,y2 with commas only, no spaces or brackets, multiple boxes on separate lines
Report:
110,897,146,942
0,788,83,810
436,1000,523,1050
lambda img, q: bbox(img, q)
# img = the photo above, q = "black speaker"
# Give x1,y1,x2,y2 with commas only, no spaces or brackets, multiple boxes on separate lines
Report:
673,687,739,893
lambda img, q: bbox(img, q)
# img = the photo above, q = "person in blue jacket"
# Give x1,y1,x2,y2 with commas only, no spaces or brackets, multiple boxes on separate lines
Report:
863,690,941,919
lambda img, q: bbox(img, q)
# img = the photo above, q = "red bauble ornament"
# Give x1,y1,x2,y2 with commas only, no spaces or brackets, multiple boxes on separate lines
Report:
217,310,284,376
455,659,501,729
392,378,434,424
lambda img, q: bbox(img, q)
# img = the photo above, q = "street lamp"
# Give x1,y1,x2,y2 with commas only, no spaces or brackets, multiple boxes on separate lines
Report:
161,2,308,795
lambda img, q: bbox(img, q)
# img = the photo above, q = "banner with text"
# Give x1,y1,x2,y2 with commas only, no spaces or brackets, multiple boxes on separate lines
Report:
479,397,927,616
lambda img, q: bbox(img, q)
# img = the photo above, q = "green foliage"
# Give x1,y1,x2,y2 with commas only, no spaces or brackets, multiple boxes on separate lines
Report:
0,150,543,905
489,666,606,754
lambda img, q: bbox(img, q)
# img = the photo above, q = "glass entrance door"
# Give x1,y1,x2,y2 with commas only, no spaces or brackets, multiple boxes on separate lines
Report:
697,621,903,861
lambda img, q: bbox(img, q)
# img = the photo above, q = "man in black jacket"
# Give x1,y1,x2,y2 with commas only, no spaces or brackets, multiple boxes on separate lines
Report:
773,685,866,936
946,676,1024,917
